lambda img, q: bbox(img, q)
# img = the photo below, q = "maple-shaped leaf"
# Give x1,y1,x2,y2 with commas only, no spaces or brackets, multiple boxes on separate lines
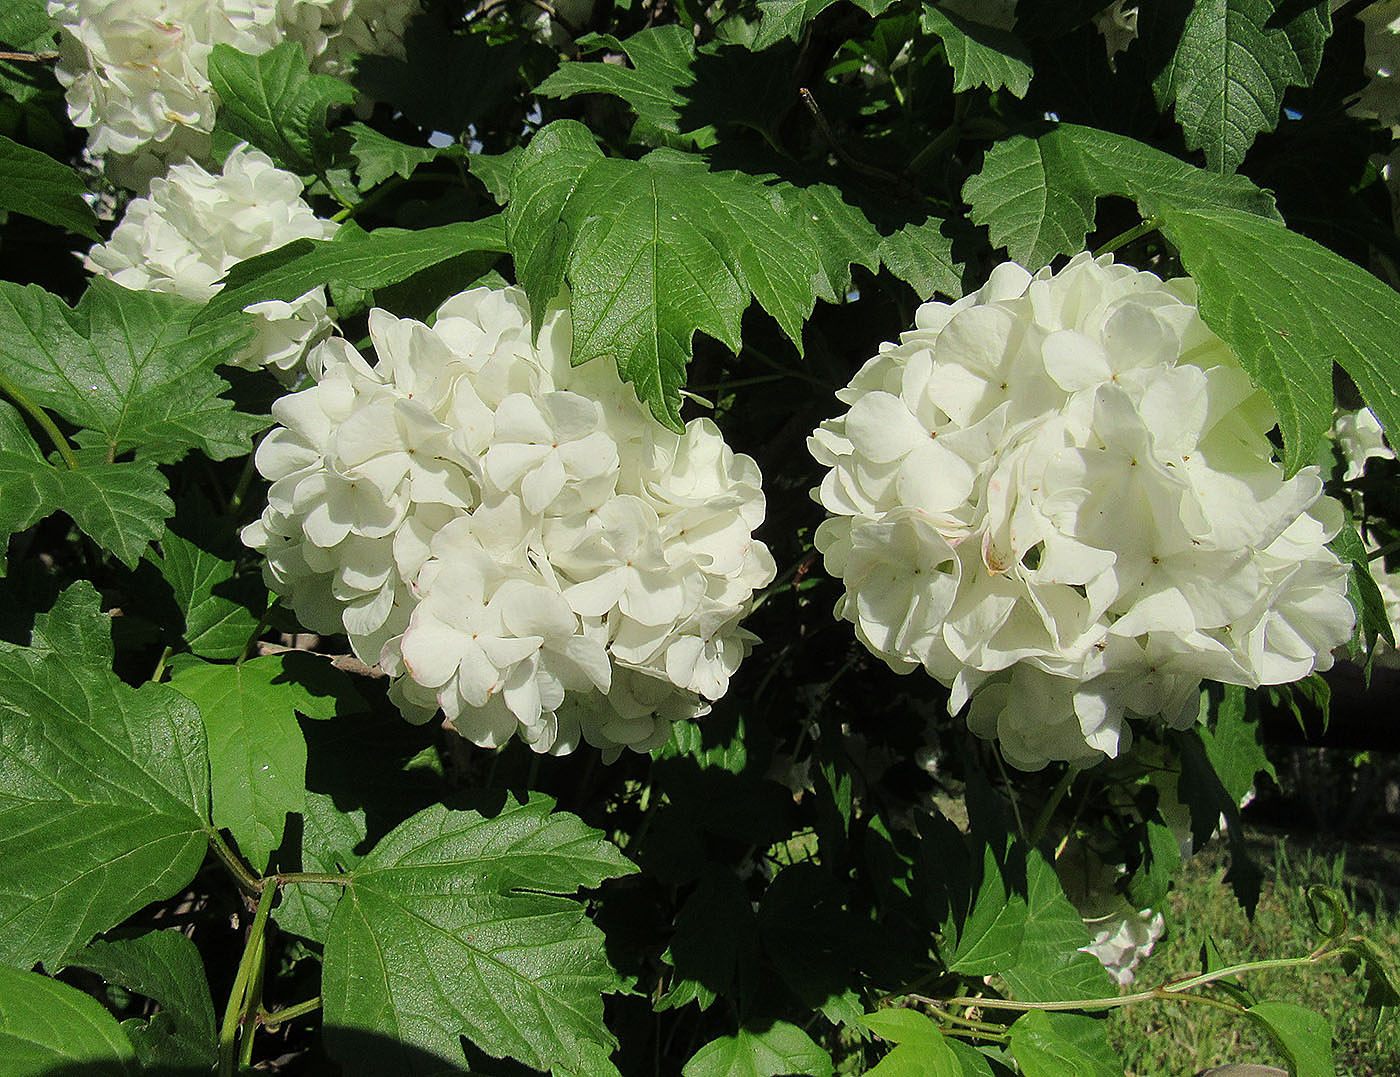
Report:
507,120,824,429
1155,0,1331,173
0,279,265,465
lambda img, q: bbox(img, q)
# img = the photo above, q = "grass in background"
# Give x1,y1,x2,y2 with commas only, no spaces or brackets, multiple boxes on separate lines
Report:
1108,831,1400,1076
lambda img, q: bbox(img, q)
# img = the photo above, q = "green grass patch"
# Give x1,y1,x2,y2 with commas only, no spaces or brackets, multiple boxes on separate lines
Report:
1109,830,1400,1076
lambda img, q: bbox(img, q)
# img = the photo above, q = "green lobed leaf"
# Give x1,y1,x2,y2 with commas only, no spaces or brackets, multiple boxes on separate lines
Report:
999,850,1114,1002
878,215,969,300
1245,1001,1334,1077
921,6,1033,98
199,217,507,323
792,184,884,303
1201,685,1275,805
507,120,824,429
861,1009,962,1077
682,1022,834,1077
538,26,703,142
274,790,366,944
67,930,217,1070
752,0,842,49
0,402,172,570
170,653,364,872
658,866,757,1012
0,582,210,971
322,795,637,1076
347,122,448,190
1156,201,1400,474
1007,1011,1120,1077
947,845,1026,974
963,122,1280,268
0,279,264,464
207,41,354,174
0,965,139,1076
277,707,442,943
962,131,1097,270
0,133,98,239
1154,0,1331,173
147,504,267,659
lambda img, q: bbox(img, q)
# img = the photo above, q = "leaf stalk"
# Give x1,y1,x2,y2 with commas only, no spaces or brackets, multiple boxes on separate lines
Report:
0,369,80,469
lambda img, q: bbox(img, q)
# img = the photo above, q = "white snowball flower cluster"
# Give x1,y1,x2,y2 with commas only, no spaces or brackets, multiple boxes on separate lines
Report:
85,144,337,378
810,253,1355,770
49,0,419,185
243,286,775,758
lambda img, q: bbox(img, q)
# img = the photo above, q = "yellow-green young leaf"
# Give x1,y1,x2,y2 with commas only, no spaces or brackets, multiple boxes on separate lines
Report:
1008,1011,1121,1077
322,796,637,1076
200,217,507,323
0,279,263,464
683,1022,834,1077
0,583,210,971
1245,1001,1334,1077
507,120,824,429
921,6,1033,98
207,40,354,174
67,930,217,1071
0,134,98,238
169,653,364,872
861,1009,962,1077
1154,0,1331,173
0,966,139,1076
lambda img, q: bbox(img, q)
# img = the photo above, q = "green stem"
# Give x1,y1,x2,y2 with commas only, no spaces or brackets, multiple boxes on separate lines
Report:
331,174,410,223
928,950,1338,1014
208,828,263,898
925,1006,1014,1035
1027,766,1077,849
227,448,260,518
259,995,322,1030
1094,216,1162,258
239,944,267,1067
149,645,173,684
993,749,1027,843
218,883,276,1077
1368,537,1400,563
0,369,79,469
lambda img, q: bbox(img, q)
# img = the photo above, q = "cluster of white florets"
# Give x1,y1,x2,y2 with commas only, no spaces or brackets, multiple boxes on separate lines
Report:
85,144,337,377
48,0,418,185
242,286,775,758
810,253,1355,770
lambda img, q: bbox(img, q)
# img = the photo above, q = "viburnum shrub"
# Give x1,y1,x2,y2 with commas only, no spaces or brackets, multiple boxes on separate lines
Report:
3,1,1400,1076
